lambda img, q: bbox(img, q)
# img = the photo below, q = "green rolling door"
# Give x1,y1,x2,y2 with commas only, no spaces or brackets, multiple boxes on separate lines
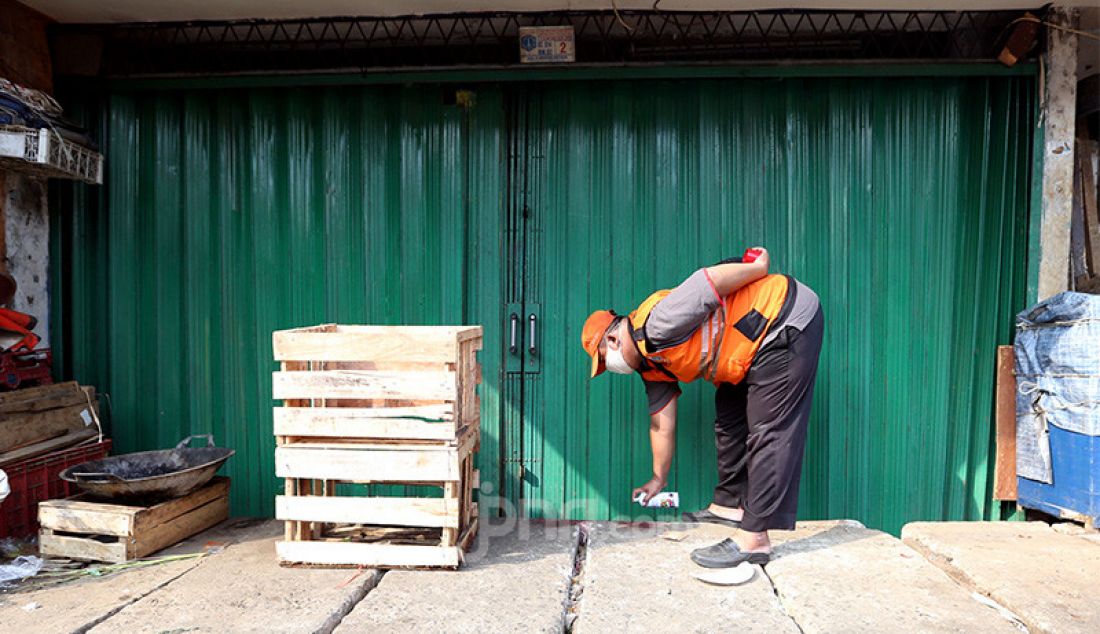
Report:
505,76,1035,534
52,85,508,516
53,72,1035,534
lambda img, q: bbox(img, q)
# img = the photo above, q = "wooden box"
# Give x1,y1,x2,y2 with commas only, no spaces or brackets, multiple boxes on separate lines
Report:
38,477,230,563
271,325,482,569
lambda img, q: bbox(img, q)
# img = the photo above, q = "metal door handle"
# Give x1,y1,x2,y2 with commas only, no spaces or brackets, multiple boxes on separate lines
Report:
509,313,519,354
528,313,537,355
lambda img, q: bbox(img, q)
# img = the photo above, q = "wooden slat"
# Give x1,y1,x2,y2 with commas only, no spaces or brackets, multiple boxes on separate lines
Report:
273,407,455,441
993,345,1018,501
0,381,84,411
133,477,231,534
334,325,481,338
309,479,321,540
295,478,309,541
38,501,135,536
284,478,296,542
0,427,98,467
281,404,452,420
1079,138,1100,277
273,330,459,363
441,481,459,547
275,446,459,482
39,530,130,564
458,515,479,555
276,495,457,528
0,403,94,453
276,540,460,568
132,496,229,559
272,370,456,401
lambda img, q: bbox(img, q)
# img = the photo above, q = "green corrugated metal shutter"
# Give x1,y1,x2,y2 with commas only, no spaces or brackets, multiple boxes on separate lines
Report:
505,76,1034,534
53,73,1035,534
52,86,507,516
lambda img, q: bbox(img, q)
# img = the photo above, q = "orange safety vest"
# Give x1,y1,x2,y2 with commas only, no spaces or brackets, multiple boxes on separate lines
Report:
629,274,792,385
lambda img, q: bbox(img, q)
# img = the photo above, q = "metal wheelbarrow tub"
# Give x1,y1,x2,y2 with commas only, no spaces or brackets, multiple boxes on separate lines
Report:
59,435,234,501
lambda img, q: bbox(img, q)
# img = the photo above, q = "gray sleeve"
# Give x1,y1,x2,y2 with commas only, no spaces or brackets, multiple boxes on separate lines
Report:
643,380,681,415
645,269,722,348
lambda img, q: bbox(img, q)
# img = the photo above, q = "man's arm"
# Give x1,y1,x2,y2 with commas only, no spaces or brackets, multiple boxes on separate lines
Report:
632,397,678,504
644,248,771,348
704,247,770,297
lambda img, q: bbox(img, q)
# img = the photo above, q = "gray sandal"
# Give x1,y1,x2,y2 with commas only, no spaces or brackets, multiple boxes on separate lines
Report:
691,538,771,568
681,508,742,529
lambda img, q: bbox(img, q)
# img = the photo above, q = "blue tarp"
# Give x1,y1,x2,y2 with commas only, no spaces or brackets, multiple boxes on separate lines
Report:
1015,292,1100,483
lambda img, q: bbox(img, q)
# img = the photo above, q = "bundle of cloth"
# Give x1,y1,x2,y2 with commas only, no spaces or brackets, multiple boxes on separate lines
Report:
0,77,96,149
0,308,39,352
0,274,39,352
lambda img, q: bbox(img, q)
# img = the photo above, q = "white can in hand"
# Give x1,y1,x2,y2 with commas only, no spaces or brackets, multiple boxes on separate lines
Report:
634,491,679,508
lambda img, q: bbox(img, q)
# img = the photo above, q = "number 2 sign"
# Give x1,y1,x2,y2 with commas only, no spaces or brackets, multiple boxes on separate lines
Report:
519,26,576,64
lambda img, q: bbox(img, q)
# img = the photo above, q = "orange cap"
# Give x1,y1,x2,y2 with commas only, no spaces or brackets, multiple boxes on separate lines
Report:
581,310,617,378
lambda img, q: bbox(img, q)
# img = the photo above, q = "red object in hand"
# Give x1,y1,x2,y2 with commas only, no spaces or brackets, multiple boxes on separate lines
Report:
742,247,764,263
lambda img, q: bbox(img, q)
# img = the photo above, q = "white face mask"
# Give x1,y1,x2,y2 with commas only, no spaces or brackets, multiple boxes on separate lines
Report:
604,346,633,374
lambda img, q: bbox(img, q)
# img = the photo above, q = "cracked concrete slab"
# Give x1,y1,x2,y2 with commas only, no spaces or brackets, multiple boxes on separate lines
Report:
574,522,799,633
903,521,1100,633
767,520,1020,633
334,520,577,634
0,554,201,634
87,519,381,634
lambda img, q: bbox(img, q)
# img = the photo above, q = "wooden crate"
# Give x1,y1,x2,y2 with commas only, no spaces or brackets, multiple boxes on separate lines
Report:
38,477,230,563
271,324,482,569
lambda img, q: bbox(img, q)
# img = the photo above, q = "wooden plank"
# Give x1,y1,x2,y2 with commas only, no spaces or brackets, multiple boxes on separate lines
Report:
132,496,229,559
276,540,460,568
993,345,1018,501
39,530,130,564
296,478,309,541
442,481,459,547
275,446,459,482
278,439,457,450
0,403,93,453
0,427,98,467
38,501,135,536
458,515,479,555
1079,138,1100,277
284,478,296,542
276,495,457,528
279,405,455,420
133,477,231,533
273,330,459,363
0,381,83,411
291,404,454,420
273,407,455,441
272,370,456,401
273,324,335,336
334,325,480,338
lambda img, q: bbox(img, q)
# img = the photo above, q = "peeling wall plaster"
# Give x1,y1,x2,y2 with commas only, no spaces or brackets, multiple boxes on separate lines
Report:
3,171,50,346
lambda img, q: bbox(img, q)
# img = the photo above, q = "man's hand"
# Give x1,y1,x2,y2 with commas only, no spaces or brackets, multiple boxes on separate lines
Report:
706,248,770,296
747,246,769,272
632,476,667,505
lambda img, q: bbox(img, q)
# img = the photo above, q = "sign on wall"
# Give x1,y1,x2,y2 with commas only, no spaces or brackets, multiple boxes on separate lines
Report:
519,26,576,64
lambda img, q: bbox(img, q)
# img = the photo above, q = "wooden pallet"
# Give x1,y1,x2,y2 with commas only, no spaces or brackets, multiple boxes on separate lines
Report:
38,477,230,563
271,325,482,569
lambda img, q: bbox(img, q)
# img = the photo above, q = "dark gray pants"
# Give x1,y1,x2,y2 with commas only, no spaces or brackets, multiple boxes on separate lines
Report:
713,307,824,532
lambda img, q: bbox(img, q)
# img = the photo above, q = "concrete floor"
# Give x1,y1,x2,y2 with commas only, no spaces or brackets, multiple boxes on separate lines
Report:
1,517,1098,633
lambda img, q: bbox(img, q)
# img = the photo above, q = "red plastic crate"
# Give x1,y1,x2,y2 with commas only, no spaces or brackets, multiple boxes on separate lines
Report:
0,440,111,539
